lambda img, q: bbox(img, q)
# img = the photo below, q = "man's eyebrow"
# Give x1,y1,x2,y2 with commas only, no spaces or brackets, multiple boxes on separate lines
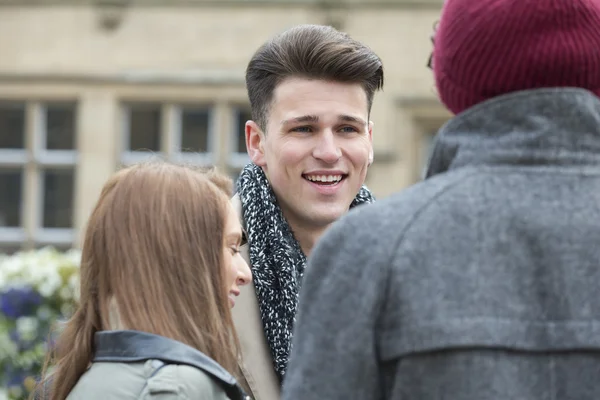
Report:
281,115,319,126
339,115,367,125
280,114,367,126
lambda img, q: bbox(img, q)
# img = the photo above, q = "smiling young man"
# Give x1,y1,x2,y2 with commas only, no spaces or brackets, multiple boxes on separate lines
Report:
230,24,384,400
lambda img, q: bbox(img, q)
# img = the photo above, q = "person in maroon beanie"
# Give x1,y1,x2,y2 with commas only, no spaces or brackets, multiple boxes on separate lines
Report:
432,0,600,115
281,0,600,399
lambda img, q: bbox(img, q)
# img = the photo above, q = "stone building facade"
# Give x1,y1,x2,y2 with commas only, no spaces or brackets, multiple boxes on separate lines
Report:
0,0,450,252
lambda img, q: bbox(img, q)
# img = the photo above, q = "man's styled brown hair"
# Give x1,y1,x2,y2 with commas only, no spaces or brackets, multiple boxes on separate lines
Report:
246,24,385,130
36,161,240,400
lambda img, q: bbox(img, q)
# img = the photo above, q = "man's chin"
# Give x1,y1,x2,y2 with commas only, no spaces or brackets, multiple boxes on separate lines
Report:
304,205,350,228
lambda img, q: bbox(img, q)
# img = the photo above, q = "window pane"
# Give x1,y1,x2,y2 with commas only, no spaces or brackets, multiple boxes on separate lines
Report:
0,103,25,149
181,108,210,153
0,245,23,255
35,244,72,252
46,103,76,150
235,109,252,154
127,104,161,152
0,169,22,227
42,169,74,228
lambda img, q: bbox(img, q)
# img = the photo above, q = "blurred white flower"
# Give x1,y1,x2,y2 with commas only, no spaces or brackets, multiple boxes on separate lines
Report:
16,317,39,341
37,273,63,298
0,246,81,296
36,306,52,321
0,330,18,359
59,286,72,300
64,248,82,266
68,273,80,301
0,246,81,397
60,303,76,317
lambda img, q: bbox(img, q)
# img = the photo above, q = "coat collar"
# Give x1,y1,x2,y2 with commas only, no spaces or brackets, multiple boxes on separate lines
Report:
426,88,600,178
93,330,248,400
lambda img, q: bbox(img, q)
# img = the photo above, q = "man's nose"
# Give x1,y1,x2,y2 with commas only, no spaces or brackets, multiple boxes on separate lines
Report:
312,131,342,164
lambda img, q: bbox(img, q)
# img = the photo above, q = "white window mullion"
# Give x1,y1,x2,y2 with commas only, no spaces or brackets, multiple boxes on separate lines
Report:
0,227,27,244
22,102,42,249
30,102,45,159
32,102,46,240
38,102,48,151
34,228,75,246
164,104,178,159
211,101,229,171
36,151,78,166
0,149,28,167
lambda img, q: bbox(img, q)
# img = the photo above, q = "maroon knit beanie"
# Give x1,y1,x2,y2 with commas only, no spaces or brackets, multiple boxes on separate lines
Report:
433,0,600,115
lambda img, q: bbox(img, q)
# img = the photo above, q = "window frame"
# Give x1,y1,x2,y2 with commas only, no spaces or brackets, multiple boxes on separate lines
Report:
120,102,216,166
0,100,78,251
227,105,251,181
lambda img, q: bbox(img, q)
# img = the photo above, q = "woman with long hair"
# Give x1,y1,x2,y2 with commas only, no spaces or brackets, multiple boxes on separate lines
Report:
34,161,252,399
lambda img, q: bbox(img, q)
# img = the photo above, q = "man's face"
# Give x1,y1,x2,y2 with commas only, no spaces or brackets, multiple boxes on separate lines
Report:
246,77,373,231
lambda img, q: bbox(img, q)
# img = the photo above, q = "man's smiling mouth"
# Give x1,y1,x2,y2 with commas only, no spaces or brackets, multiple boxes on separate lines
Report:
302,174,347,186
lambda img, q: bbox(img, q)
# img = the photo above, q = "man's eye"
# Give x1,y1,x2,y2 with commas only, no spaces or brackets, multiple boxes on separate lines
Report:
292,126,312,133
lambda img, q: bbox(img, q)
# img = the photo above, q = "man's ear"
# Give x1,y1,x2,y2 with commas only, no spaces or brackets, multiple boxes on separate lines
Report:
246,120,266,167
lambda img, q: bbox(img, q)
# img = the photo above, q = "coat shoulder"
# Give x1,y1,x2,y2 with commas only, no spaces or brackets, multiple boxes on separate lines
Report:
139,363,230,400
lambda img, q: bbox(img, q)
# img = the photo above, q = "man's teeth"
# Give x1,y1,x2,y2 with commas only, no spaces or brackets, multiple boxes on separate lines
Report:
305,175,343,183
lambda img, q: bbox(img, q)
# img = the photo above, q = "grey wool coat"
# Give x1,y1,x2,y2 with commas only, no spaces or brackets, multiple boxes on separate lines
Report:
282,88,600,400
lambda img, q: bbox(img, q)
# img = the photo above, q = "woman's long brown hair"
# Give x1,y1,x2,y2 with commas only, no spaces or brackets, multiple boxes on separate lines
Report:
35,161,240,400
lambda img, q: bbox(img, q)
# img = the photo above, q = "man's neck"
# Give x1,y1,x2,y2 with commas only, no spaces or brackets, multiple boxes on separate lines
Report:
291,223,329,257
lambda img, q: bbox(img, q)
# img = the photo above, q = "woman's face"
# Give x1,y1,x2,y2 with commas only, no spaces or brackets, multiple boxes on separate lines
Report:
223,203,252,308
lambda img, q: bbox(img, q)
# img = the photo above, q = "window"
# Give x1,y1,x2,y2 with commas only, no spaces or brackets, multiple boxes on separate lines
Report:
180,107,210,153
0,104,25,149
233,107,251,155
121,102,214,166
43,169,75,228
228,106,252,188
45,104,76,150
0,169,22,228
0,101,77,254
121,102,253,194
126,103,161,153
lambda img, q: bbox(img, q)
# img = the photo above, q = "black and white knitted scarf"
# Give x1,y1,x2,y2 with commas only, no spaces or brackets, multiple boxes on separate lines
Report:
237,163,376,380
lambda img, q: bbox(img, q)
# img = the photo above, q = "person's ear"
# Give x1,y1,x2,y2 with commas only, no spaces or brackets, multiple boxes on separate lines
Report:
246,120,267,167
